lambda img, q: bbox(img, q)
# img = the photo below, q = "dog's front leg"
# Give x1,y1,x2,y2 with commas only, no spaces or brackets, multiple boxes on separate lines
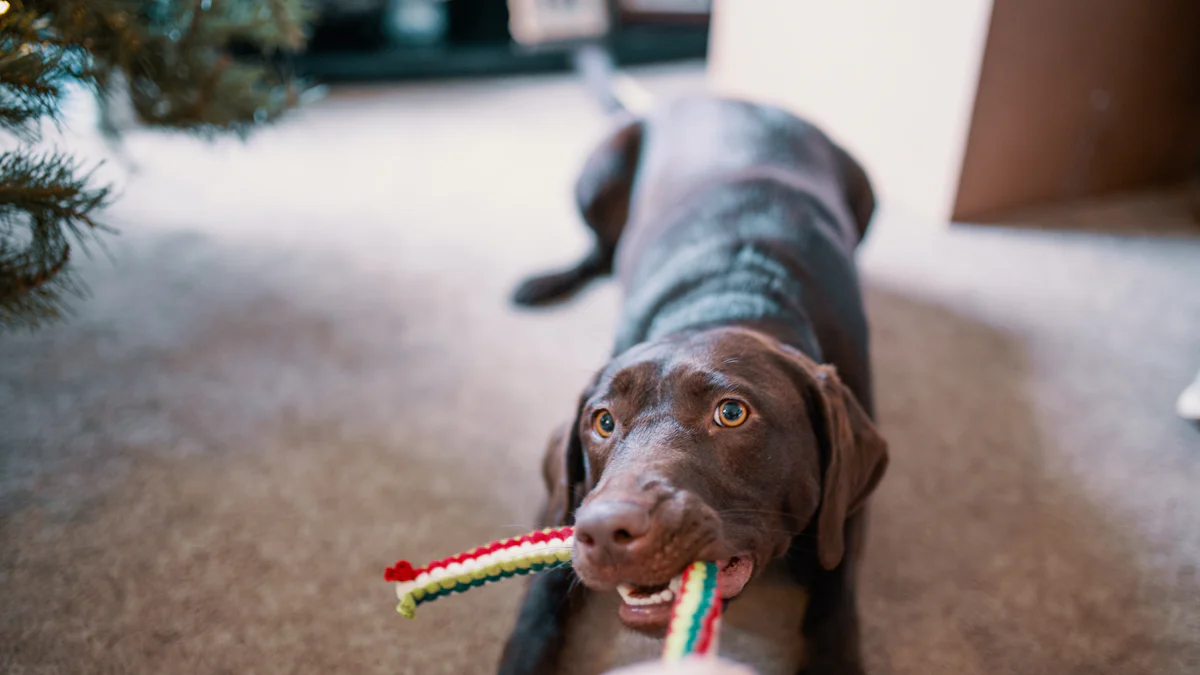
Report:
798,572,865,675
497,565,579,675
792,514,869,675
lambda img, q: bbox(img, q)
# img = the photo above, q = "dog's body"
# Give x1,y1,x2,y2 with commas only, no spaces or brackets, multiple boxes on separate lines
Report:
501,97,887,675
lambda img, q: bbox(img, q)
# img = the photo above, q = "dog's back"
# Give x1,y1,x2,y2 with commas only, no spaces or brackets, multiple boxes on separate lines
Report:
609,98,877,410
625,97,872,247
514,96,878,406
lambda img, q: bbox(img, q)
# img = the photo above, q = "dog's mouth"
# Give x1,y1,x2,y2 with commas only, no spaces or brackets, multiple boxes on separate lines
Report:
615,554,754,633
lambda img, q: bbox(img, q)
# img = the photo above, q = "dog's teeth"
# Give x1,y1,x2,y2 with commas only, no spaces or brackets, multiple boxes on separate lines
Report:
617,582,677,606
669,576,682,594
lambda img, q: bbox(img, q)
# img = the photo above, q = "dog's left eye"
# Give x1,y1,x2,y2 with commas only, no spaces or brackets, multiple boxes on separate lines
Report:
593,409,616,437
714,400,749,427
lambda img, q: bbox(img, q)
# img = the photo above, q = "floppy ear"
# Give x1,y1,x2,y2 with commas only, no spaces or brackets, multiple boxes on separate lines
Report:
536,402,589,528
808,364,888,570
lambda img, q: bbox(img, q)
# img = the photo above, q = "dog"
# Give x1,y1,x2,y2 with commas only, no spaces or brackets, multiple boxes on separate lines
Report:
499,96,888,675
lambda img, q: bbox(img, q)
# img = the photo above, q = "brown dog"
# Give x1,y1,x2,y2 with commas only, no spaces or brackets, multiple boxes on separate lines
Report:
499,97,888,675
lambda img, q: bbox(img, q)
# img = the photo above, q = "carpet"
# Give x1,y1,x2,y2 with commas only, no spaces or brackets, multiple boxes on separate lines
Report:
2,64,1199,675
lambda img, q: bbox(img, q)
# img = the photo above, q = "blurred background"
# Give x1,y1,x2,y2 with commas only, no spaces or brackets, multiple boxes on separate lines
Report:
2,1,1199,674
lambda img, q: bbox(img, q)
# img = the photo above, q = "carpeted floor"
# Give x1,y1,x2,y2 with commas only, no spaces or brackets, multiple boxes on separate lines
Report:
2,65,1199,675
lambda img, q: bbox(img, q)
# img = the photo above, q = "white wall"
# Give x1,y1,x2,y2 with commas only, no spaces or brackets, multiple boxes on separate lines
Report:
708,0,994,222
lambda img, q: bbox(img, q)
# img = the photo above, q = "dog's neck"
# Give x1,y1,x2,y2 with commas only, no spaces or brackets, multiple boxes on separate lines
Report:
611,170,864,362
613,239,824,360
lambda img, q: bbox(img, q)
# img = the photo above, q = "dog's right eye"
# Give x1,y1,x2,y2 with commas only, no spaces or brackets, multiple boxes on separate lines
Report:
593,410,615,438
714,399,749,428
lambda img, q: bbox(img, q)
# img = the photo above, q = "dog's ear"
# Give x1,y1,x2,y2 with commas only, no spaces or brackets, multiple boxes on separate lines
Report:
537,398,590,528
807,363,888,570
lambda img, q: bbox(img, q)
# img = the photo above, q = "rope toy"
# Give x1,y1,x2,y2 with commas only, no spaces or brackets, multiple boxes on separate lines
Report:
384,526,722,661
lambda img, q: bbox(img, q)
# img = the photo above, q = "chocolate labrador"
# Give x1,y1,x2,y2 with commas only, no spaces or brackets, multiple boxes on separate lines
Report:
499,96,888,675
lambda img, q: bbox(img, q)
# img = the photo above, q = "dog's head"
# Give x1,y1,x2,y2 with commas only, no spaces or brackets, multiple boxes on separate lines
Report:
540,326,887,632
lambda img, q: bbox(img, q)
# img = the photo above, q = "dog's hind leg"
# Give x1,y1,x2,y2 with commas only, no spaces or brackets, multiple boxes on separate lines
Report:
511,117,643,307
830,142,876,246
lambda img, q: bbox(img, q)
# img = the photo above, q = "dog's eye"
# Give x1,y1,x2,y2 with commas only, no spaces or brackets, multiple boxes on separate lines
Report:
714,400,749,427
593,410,615,437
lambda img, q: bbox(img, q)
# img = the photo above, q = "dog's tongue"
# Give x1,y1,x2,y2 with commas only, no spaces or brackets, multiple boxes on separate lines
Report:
717,557,753,599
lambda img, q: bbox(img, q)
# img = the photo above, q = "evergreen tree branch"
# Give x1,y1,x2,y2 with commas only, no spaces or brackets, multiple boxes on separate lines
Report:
0,0,312,329
0,4,68,138
0,150,111,329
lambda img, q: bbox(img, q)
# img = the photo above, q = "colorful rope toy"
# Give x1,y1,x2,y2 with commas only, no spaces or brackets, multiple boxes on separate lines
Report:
384,526,723,662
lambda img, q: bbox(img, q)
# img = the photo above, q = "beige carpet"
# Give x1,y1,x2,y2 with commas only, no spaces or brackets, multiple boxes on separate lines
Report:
3,65,1199,675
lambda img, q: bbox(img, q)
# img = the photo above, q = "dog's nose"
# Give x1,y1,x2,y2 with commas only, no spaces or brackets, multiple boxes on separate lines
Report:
574,500,651,559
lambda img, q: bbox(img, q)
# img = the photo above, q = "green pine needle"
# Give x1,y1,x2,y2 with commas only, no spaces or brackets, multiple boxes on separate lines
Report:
0,150,111,329
0,0,312,329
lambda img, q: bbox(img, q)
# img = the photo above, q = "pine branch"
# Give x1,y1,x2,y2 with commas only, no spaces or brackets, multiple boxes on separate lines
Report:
127,0,311,133
0,3,69,138
0,150,110,329
0,0,313,330
43,0,314,134
0,0,313,135
0,230,81,330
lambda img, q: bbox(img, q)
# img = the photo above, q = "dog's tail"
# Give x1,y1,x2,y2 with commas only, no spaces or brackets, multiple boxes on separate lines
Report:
510,48,647,308
571,44,654,118
509,46,649,309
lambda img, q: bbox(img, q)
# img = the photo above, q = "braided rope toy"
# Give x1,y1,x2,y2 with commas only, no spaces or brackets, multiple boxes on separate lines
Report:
384,526,722,662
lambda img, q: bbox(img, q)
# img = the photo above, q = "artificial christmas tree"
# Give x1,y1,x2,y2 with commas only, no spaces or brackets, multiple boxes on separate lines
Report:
0,0,310,329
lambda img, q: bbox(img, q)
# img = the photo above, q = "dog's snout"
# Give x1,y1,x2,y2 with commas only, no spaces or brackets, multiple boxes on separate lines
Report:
574,501,651,557
640,477,663,491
